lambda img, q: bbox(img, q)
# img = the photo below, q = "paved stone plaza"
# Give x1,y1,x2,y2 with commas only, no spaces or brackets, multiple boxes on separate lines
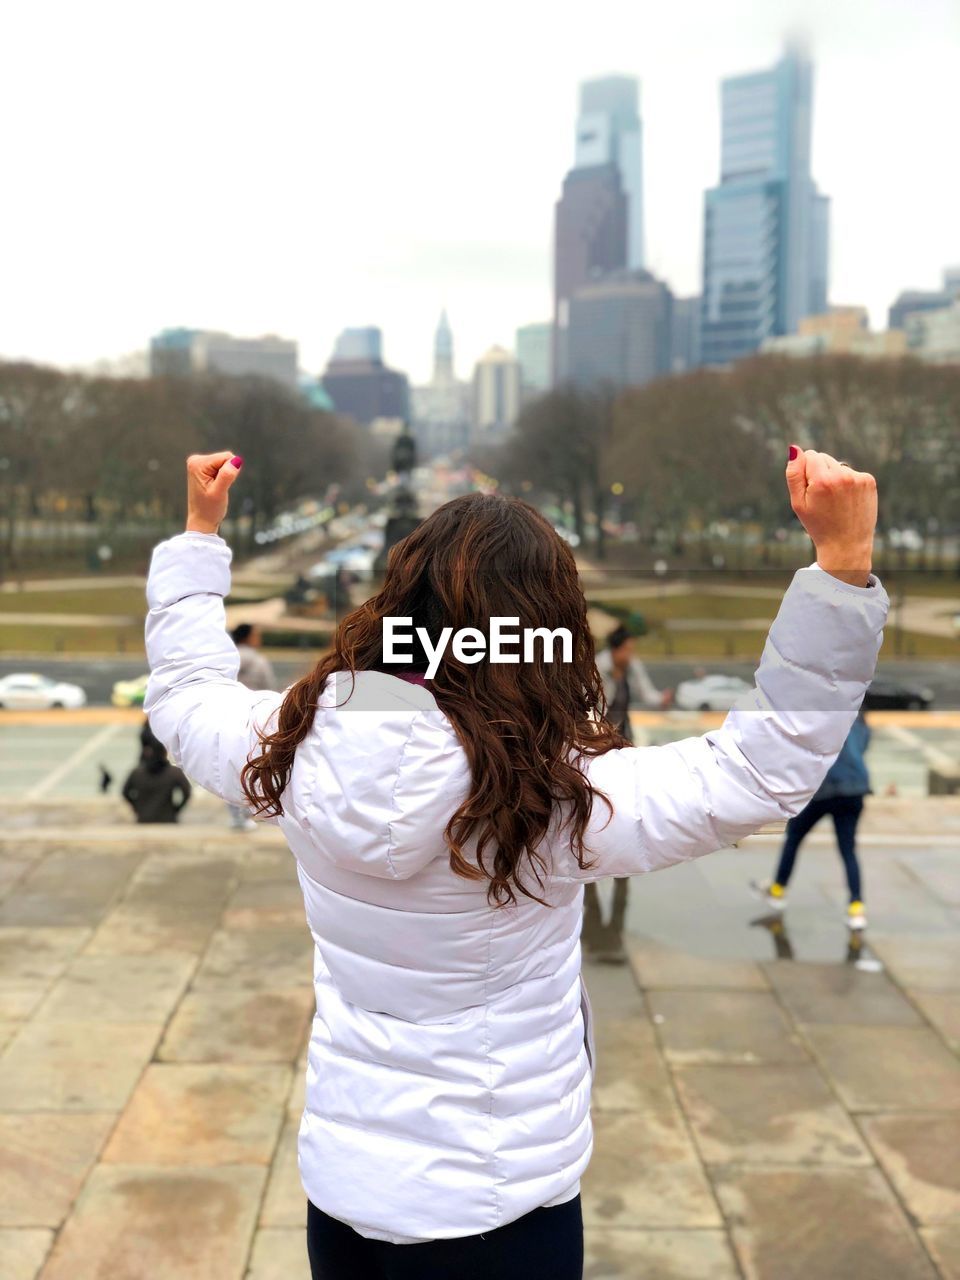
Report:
0,797,958,1280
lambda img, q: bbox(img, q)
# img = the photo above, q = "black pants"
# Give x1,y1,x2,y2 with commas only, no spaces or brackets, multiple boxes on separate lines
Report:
774,795,864,902
306,1195,584,1280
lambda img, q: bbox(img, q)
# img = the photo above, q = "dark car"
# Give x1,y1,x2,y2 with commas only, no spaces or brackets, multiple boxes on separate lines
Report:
863,679,934,711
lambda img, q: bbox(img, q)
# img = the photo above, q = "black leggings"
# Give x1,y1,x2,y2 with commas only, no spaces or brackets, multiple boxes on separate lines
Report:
306,1195,584,1280
774,795,864,901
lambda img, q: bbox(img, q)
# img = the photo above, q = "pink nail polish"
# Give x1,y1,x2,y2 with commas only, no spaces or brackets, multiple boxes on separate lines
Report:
230,455,244,469
788,445,798,462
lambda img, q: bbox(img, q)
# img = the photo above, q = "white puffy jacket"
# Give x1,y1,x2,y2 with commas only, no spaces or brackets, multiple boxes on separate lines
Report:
145,532,888,1244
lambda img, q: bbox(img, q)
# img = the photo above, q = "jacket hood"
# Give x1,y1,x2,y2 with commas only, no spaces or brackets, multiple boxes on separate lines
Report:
285,670,472,880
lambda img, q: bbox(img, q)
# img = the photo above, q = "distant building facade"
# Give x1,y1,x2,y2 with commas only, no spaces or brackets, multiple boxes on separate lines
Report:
671,296,702,373
701,43,831,367
905,302,960,363
322,327,409,426
888,269,960,330
515,322,553,395
472,347,522,435
564,270,672,391
553,163,628,382
575,76,644,270
150,328,298,389
332,327,383,362
761,307,907,359
411,311,471,455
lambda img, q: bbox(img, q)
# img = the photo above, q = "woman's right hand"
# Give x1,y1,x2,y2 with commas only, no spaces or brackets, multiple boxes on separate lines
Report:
785,446,877,588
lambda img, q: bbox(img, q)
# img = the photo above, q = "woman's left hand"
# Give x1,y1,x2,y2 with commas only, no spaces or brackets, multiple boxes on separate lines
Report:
185,452,243,535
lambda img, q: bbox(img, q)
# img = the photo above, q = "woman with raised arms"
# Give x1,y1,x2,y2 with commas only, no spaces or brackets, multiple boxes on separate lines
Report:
145,446,885,1280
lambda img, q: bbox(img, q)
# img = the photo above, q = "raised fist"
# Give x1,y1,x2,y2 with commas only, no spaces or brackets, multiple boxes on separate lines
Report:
785,447,877,588
185,452,243,536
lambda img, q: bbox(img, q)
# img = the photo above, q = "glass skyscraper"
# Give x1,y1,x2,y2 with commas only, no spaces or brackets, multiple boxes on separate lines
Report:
575,76,644,270
701,44,830,366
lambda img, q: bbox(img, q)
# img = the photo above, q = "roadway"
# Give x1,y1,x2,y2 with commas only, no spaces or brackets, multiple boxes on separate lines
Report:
2,655,958,709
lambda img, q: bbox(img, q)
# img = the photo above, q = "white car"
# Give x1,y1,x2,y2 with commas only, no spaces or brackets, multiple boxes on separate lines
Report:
675,674,753,712
0,673,87,710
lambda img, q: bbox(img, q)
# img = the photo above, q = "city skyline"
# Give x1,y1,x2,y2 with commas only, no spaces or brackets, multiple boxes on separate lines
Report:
2,0,957,385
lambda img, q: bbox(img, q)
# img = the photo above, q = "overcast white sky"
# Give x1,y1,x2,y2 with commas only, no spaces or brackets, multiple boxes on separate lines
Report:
1,0,957,384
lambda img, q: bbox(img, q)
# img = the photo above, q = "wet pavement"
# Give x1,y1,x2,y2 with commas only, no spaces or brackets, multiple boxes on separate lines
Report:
0,800,957,1279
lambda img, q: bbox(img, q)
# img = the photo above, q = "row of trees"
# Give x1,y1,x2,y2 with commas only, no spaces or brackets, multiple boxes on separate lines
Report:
0,362,385,573
485,355,960,565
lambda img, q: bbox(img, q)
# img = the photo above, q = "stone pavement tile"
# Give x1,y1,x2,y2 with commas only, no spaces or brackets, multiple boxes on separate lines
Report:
869,935,960,992
647,990,809,1065
804,1026,960,1112
0,1020,160,1111
158,987,314,1063
86,856,238,955
0,927,91,1019
222,880,307,929
860,1114,960,1223
103,1063,289,1165
246,1227,309,1280
0,851,141,927
260,1120,305,1227
232,849,298,883
593,1017,676,1113
582,1109,721,1230
763,959,924,1026
626,936,768,990
0,857,32,900
0,1018,23,1052
900,852,960,907
193,927,314,991
674,1064,871,1166
921,1224,960,1280
0,1229,53,1280
713,1165,938,1280
87,903,222,955
582,959,648,1016
0,1113,116,1227
37,1164,265,1280
34,952,196,1024
914,992,960,1051
584,1228,740,1279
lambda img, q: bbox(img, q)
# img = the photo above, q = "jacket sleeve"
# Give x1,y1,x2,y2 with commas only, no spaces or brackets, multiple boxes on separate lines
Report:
143,532,284,806
553,565,889,881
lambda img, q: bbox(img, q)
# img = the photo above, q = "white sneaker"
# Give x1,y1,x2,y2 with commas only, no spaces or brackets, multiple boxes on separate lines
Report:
750,879,786,912
847,901,868,931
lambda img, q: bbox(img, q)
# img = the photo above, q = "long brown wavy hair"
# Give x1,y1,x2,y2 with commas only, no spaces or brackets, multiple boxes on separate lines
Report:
241,493,626,905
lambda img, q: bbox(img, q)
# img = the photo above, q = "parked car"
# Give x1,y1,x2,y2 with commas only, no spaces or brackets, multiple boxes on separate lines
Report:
862,679,934,711
675,674,753,712
0,673,87,710
111,674,149,708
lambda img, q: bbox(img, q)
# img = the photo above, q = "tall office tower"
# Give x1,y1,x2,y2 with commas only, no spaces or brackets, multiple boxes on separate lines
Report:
564,270,673,391
575,76,645,270
700,42,831,366
553,164,628,383
412,311,471,455
671,296,702,373
332,327,383,362
515,322,553,394
322,328,409,427
433,309,455,383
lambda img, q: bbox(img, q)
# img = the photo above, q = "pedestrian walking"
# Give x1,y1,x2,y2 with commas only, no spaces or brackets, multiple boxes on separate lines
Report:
752,710,872,929
226,622,276,831
144,446,885,1278
121,725,191,824
586,627,672,960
